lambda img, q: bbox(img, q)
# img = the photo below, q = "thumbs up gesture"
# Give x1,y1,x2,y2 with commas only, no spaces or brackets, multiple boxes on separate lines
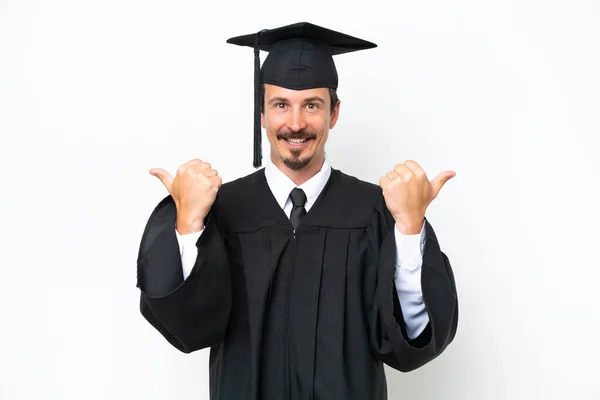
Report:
379,160,455,235
150,159,222,235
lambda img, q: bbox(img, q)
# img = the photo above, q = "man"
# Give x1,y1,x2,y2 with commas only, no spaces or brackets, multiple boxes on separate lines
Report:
136,22,458,399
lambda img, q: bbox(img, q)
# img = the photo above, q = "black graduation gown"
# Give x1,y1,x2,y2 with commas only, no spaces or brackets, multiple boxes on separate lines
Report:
136,168,458,400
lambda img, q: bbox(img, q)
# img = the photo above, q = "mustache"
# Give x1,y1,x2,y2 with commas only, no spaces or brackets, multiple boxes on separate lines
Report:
276,129,317,140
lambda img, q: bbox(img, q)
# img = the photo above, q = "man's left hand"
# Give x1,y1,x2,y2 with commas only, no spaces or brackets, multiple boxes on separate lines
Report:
379,160,455,235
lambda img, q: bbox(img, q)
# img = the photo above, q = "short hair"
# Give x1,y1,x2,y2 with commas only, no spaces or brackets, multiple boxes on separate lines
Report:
260,85,339,115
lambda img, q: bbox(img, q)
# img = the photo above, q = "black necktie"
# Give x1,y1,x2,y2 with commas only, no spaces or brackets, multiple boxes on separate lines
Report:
289,188,307,230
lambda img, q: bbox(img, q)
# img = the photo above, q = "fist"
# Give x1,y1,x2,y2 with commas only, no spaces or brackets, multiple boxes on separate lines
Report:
149,159,222,234
379,160,455,234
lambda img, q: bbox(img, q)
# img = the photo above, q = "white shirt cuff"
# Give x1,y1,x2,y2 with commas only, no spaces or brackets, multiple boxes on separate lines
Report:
394,221,429,339
175,228,203,280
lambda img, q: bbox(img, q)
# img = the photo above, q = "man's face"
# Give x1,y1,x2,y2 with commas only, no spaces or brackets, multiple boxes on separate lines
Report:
261,84,340,171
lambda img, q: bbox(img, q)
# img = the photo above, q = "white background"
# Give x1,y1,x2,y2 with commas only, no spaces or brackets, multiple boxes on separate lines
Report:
1,0,599,399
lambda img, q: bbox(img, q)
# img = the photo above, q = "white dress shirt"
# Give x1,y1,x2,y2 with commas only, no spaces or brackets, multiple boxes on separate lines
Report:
175,159,430,339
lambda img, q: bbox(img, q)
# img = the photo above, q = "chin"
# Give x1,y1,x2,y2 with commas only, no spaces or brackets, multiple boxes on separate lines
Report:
281,151,314,171
283,158,312,171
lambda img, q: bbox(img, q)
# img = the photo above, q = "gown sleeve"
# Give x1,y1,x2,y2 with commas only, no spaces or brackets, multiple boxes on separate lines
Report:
136,194,231,353
367,194,459,372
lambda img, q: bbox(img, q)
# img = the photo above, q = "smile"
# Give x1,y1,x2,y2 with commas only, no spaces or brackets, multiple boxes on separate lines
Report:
286,138,308,145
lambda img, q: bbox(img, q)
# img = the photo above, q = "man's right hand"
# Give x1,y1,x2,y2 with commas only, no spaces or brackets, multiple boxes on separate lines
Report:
149,159,222,235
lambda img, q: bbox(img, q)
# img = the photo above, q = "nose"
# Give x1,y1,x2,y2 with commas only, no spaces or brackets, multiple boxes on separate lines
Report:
287,106,308,132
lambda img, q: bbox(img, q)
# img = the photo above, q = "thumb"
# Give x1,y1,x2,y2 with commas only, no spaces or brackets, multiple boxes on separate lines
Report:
431,170,456,197
149,168,174,193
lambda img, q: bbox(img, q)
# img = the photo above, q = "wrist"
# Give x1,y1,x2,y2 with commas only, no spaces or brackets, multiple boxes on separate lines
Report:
176,214,205,235
394,215,424,235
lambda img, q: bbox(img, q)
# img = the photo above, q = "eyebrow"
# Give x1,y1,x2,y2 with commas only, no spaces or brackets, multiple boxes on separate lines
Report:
267,96,326,105
303,96,325,104
267,97,289,105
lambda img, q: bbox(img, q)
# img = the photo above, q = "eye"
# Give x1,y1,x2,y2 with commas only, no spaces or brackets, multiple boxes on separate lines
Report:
305,103,319,110
275,102,288,109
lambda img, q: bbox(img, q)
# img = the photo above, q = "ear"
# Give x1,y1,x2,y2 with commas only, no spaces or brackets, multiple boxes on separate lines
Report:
261,112,266,129
329,99,341,129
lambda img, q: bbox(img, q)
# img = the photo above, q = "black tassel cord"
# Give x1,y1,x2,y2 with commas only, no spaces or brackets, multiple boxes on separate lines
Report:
253,31,266,168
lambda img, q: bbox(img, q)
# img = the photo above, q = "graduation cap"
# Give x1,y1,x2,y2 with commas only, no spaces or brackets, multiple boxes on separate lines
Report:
226,22,377,168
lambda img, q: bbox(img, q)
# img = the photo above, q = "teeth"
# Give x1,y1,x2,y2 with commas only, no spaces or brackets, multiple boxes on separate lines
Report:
287,139,307,144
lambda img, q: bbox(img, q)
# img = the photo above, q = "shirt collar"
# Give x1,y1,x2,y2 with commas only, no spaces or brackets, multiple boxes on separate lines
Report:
264,157,332,212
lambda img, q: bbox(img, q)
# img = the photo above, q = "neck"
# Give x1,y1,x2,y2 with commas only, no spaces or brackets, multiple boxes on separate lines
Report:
270,153,325,186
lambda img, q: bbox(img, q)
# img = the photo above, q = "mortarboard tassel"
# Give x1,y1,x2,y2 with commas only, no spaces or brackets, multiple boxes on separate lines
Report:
253,30,266,168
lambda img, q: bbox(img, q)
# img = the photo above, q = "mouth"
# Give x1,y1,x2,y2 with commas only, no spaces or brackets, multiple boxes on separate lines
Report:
285,138,310,145
281,137,313,150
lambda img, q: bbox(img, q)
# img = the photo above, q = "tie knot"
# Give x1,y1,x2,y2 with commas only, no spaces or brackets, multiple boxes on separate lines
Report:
289,188,307,207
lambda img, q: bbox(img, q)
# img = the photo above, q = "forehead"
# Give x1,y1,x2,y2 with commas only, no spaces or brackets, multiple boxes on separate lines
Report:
264,84,329,101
